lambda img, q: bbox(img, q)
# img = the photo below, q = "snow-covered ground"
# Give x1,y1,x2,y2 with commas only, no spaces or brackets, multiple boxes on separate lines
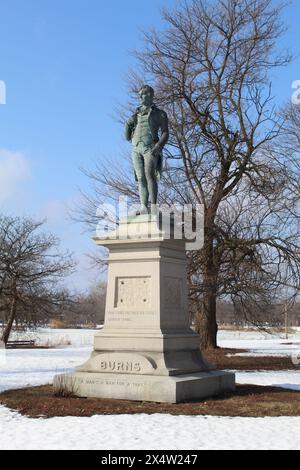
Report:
217,329,300,391
0,328,299,450
1,328,299,394
1,406,299,450
218,328,300,357
0,346,92,393
5,327,98,348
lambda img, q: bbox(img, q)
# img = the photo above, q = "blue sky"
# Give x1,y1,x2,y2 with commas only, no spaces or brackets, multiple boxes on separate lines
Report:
0,0,300,291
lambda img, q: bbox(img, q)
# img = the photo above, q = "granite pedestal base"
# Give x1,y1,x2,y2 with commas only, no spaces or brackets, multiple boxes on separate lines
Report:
54,216,235,403
55,370,235,404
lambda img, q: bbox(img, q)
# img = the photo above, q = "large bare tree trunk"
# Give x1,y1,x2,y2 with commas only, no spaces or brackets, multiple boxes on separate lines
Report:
1,295,17,346
195,228,218,350
200,280,218,349
195,267,218,350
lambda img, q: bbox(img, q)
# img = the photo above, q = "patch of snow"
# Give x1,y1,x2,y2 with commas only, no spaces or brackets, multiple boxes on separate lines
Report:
218,328,300,342
6,328,98,348
235,371,300,391
0,346,91,393
227,353,280,357
218,329,300,358
0,406,299,450
0,328,300,450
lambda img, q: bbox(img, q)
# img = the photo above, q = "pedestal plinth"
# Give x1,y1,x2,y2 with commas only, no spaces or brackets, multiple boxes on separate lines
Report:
54,216,235,403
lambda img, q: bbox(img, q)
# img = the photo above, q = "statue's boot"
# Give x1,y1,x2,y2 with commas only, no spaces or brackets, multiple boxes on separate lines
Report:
137,181,149,215
150,204,158,216
138,205,149,215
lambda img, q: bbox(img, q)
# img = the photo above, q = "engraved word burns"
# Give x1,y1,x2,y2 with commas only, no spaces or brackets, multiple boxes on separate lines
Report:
97,353,156,375
100,360,141,373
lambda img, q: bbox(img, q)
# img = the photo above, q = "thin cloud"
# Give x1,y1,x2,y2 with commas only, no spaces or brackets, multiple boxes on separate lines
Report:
0,149,31,203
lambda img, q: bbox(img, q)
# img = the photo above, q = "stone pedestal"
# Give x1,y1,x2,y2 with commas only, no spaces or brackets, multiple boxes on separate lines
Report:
54,216,235,403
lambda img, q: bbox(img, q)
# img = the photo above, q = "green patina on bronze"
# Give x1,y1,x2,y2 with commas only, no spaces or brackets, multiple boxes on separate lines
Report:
125,85,169,214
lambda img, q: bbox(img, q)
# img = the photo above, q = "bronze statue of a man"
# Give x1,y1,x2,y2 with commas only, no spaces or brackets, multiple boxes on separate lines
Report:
125,85,169,214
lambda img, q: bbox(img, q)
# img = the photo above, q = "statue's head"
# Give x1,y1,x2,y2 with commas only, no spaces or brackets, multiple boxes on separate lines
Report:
139,85,154,107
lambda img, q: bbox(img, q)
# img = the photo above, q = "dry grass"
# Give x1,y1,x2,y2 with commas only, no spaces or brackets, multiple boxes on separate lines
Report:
48,319,69,329
36,336,72,348
219,325,260,332
203,347,297,370
0,384,299,418
53,375,79,398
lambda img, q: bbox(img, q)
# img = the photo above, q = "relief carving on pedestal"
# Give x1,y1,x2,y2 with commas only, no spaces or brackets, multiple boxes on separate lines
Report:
114,276,151,309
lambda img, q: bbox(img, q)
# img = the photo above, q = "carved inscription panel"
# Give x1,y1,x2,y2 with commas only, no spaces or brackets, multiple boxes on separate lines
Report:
114,276,151,309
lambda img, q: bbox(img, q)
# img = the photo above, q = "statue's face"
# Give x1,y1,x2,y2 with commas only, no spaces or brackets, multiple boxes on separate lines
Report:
139,88,153,107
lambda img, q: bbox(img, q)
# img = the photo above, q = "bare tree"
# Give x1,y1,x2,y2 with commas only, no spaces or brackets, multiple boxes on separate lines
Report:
61,282,106,327
0,215,75,345
76,0,300,348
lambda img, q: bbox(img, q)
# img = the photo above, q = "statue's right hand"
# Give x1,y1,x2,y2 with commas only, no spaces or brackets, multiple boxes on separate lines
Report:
151,144,161,157
125,118,135,141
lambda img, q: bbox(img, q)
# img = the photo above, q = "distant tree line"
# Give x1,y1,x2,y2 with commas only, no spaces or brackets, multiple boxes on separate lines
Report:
216,301,300,327
50,282,106,328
